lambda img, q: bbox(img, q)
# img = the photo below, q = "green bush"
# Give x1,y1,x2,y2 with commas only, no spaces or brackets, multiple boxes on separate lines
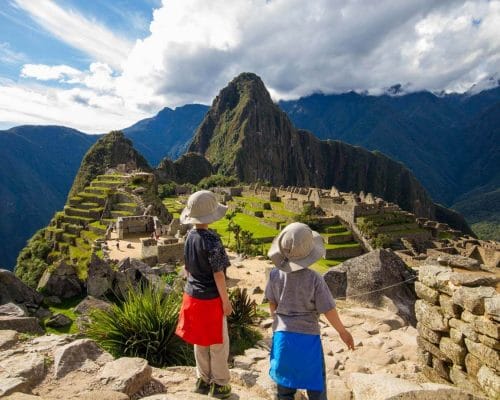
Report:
86,284,194,367
228,288,262,355
15,229,52,288
158,181,177,198
198,174,239,189
294,203,324,231
371,234,392,249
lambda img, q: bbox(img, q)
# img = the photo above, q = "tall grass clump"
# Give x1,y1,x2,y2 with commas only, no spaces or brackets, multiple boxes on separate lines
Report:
86,284,194,367
228,287,262,355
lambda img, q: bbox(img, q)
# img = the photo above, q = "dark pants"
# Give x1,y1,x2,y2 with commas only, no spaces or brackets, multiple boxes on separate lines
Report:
277,384,327,400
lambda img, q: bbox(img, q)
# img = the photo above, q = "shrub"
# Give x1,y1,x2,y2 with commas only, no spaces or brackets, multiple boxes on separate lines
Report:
371,234,392,249
158,181,177,198
198,174,239,189
86,284,194,367
15,228,52,288
228,288,262,355
294,203,324,231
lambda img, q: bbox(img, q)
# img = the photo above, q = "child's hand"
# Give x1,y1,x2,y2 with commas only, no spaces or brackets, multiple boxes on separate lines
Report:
222,299,233,316
339,329,355,350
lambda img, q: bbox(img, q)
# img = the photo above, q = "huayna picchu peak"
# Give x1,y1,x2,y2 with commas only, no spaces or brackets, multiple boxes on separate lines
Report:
189,72,469,232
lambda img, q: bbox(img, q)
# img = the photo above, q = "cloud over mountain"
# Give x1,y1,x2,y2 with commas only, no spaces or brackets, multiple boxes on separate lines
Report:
1,0,499,131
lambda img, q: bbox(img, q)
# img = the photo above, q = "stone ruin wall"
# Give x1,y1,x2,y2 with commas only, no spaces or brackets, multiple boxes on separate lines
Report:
140,237,184,265
414,257,499,398
116,215,155,239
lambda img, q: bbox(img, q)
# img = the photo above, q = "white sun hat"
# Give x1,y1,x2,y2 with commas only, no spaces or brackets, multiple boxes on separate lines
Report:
268,222,326,273
180,190,228,225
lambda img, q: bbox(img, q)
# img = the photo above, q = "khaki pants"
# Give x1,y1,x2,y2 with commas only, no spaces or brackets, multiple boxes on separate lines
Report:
194,317,230,386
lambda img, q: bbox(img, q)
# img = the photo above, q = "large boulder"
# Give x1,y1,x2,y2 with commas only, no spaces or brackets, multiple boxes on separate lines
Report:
347,373,482,399
86,255,115,298
0,353,46,389
113,258,162,298
0,316,43,334
0,269,43,306
74,296,113,331
37,262,83,299
0,303,27,317
53,338,113,378
98,357,152,396
324,250,417,324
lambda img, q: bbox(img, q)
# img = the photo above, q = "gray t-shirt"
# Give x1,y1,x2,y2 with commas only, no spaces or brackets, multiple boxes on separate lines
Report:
265,267,336,335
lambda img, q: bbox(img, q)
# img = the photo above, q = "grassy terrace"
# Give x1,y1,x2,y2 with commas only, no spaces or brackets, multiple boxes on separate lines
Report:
211,213,280,244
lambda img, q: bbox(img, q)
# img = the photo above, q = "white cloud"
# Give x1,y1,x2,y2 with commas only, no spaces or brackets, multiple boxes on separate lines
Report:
116,0,500,106
13,0,133,70
21,64,82,81
0,81,147,133
2,0,500,132
0,42,27,64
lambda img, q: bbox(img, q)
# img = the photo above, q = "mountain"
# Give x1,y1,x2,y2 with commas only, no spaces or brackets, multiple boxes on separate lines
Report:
189,72,442,221
279,87,500,239
0,126,99,269
123,104,209,166
68,130,151,200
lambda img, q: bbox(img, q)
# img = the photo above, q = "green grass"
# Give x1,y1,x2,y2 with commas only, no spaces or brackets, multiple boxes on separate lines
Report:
80,229,101,242
89,221,106,229
325,242,361,249
45,296,83,335
211,213,279,244
311,258,345,274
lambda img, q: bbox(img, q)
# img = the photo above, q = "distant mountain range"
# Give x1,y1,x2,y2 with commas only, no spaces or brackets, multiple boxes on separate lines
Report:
1,78,499,268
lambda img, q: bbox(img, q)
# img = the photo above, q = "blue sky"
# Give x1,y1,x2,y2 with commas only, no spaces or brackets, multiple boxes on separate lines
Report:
0,0,499,133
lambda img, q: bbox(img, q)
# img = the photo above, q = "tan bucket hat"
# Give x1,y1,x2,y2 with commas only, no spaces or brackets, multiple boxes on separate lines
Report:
268,222,325,273
180,190,228,225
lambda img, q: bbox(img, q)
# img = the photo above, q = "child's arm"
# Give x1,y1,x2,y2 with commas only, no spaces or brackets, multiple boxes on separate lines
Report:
214,271,233,316
324,308,355,350
268,301,277,318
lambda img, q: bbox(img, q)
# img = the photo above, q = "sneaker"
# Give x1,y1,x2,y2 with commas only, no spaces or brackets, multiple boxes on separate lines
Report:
194,378,210,394
209,382,232,399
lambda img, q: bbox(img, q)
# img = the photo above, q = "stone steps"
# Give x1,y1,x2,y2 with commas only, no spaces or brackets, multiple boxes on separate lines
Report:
61,215,94,226
325,243,363,259
64,206,102,220
85,186,110,195
61,223,83,236
95,174,128,182
78,192,106,206
323,232,353,244
62,232,77,245
325,225,347,234
110,210,134,218
78,202,101,210
112,203,138,213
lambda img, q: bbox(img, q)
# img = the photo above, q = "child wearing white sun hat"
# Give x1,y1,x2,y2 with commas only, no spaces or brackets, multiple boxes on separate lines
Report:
265,222,354,400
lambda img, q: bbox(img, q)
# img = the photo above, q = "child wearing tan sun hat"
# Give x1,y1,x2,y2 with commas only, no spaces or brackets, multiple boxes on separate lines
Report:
265,222,355,400
175,190,232,399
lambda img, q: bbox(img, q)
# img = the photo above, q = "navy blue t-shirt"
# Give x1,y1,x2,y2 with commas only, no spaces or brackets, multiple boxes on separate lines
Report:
184,228,231,299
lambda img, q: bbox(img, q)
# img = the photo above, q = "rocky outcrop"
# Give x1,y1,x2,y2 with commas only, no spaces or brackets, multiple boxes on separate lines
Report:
189,73,437,218
98,357,152,396
347,373,483,399
156,152,212,184
53,339,113,378
0,270,43,306
86,255,115,298
415,257,499,398
324,250,417,324
37,262,83,299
